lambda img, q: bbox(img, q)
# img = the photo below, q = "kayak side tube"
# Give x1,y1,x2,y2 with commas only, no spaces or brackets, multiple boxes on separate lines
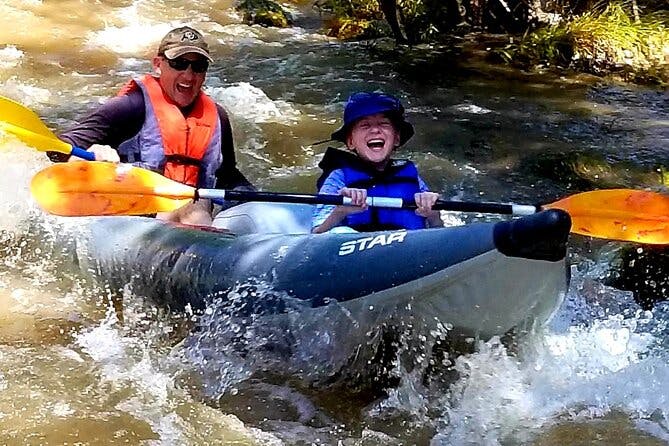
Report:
77,209,570,338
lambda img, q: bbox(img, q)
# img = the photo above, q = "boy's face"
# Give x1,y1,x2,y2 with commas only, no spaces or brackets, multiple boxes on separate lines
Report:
347,113,400,170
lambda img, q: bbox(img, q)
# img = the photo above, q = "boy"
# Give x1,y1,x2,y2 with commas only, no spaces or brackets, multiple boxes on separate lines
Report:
312,92,443,233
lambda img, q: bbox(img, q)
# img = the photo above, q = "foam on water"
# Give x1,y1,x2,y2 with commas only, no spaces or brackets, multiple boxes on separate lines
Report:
205,82,305,170
88,21,174,56
0,80,52,109
0,139,50,233
209,82,301,124
431,282,669,445
0,46,23,70
74,309,186,442
450,103,495,115
216,24,274,47
73,301,272,444
86,16,214,58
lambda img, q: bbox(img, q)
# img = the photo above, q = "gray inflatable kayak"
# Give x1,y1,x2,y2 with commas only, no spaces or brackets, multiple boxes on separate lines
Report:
75,203,571,340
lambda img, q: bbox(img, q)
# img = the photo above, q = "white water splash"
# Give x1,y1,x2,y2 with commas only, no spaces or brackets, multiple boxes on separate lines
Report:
433,305,669,445
0,139,50,233
88,17,174,56
208,82,301,124
451,103,494,115
0,46,23,69
75,306,191,443
216,24,269,47
86,0,224,57
0,79,52,108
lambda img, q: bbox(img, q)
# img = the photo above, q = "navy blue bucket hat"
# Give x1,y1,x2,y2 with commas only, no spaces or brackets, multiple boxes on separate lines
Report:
331,92,414,146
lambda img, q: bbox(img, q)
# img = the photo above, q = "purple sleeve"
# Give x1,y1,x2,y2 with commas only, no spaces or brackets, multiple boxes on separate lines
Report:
59,92,145,149
312,168,346,229
48,92,145,162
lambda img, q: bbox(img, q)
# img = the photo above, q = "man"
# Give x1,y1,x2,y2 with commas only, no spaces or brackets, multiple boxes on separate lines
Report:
49,26,253,225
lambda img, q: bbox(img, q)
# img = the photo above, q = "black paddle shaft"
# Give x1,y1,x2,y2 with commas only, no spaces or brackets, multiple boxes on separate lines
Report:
202,189,540,216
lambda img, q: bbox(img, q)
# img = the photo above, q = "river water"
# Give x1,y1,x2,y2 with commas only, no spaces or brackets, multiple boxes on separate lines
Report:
1,1,669,445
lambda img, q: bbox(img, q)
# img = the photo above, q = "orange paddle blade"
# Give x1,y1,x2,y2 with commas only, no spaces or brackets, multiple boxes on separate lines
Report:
545,189,669,244
30,162,195,216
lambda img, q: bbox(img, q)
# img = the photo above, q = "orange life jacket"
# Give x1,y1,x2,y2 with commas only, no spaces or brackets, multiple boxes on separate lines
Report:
118,75,219,186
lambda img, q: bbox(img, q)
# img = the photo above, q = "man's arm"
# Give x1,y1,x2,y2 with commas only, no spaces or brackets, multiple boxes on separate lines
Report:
48,92,145,162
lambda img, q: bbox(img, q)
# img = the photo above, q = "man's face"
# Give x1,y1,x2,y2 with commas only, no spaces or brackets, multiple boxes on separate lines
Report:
153,53,208,107
347,113,400,170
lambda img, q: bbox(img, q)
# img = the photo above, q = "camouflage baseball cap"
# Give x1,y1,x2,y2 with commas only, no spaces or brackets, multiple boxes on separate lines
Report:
158,26,213,62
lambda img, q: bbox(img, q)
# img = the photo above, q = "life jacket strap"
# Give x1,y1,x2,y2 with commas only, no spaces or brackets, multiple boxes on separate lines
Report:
164,154,203,167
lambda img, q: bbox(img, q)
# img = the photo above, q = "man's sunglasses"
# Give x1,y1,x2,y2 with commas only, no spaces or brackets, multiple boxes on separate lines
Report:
164,56,209,73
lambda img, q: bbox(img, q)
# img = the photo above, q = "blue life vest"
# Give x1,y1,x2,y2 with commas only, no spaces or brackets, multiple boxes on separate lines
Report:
316,148,429,232
341,159,426,231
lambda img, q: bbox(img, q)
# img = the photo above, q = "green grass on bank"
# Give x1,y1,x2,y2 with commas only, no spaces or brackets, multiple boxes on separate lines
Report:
504,3,669,84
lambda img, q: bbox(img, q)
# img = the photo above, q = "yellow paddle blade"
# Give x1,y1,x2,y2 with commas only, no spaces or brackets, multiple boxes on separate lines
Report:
0,95,73,154
30,162,195,216
0,121,73,154
545,189,669,244
0,96,54,137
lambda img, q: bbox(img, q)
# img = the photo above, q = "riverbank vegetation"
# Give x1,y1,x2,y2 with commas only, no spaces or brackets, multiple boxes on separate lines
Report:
235,0,668,83
307,0,669,84
503,3,669,84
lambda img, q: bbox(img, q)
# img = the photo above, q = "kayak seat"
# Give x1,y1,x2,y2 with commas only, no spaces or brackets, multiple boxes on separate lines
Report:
212,202,314,235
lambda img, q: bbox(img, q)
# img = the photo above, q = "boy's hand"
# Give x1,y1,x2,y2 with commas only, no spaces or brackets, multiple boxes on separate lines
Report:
414,192,443,227
414,192,439,216
336,187,368,216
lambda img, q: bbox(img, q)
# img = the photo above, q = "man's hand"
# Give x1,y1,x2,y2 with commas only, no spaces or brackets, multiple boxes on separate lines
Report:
69,144,120,162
